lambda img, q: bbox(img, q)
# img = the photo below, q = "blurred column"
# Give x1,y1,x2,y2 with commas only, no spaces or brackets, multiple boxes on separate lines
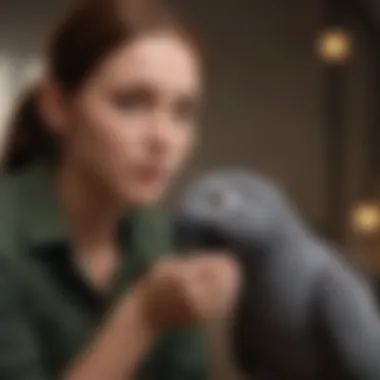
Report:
318,0,350,244
367,48,380,197
344,1,380,272
351,35,380,274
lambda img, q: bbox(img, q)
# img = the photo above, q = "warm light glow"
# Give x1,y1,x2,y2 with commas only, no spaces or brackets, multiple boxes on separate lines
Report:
316,28,352,63
351,202,380,235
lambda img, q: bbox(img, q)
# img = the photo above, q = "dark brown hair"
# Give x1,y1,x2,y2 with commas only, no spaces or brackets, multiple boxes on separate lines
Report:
2,0,199,174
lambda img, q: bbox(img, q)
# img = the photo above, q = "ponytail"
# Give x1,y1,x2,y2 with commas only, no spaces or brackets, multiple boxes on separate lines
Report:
1,87,56,175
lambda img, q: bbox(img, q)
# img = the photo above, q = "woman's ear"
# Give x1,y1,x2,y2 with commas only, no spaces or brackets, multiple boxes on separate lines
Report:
37,79,69,137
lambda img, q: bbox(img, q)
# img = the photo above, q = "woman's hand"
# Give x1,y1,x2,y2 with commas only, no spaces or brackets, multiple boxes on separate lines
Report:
61,253,240,380
134,253,241,333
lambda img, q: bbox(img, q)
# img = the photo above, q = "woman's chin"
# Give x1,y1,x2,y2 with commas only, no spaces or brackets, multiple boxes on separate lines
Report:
123,186,165,207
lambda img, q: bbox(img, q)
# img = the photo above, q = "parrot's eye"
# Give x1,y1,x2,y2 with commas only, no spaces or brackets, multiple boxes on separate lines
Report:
207,189,240,212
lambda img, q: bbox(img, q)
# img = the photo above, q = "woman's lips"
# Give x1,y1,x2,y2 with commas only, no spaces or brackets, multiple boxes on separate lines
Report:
133,164,169,185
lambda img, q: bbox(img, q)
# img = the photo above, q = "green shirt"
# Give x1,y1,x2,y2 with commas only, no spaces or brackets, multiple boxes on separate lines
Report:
0,160,207,380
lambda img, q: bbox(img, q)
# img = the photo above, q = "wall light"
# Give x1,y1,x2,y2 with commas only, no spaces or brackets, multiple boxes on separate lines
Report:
316,27,352,64
351,201,380,236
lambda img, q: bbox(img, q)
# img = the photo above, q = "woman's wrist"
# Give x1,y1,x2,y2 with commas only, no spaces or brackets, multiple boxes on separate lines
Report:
63,283,163,380
121,283,163,342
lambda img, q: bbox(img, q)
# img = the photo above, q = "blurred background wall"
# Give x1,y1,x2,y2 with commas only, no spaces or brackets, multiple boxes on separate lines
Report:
0,1,379,377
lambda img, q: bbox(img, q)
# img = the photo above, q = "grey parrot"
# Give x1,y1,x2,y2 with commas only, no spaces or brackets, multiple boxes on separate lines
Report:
175,170,380,380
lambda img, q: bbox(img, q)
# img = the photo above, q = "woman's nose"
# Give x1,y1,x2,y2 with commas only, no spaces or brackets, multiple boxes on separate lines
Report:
146,112,175,154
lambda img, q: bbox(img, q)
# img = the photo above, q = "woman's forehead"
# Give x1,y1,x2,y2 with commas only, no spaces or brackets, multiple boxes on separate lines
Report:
90,34,202,95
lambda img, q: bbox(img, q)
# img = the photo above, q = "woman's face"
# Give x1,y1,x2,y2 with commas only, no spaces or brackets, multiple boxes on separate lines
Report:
57,33,202,206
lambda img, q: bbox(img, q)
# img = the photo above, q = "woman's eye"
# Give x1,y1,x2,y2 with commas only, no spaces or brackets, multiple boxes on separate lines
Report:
111,87,154,110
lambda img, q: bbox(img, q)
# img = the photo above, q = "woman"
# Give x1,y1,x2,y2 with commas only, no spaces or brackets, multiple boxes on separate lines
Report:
0,1,241,379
